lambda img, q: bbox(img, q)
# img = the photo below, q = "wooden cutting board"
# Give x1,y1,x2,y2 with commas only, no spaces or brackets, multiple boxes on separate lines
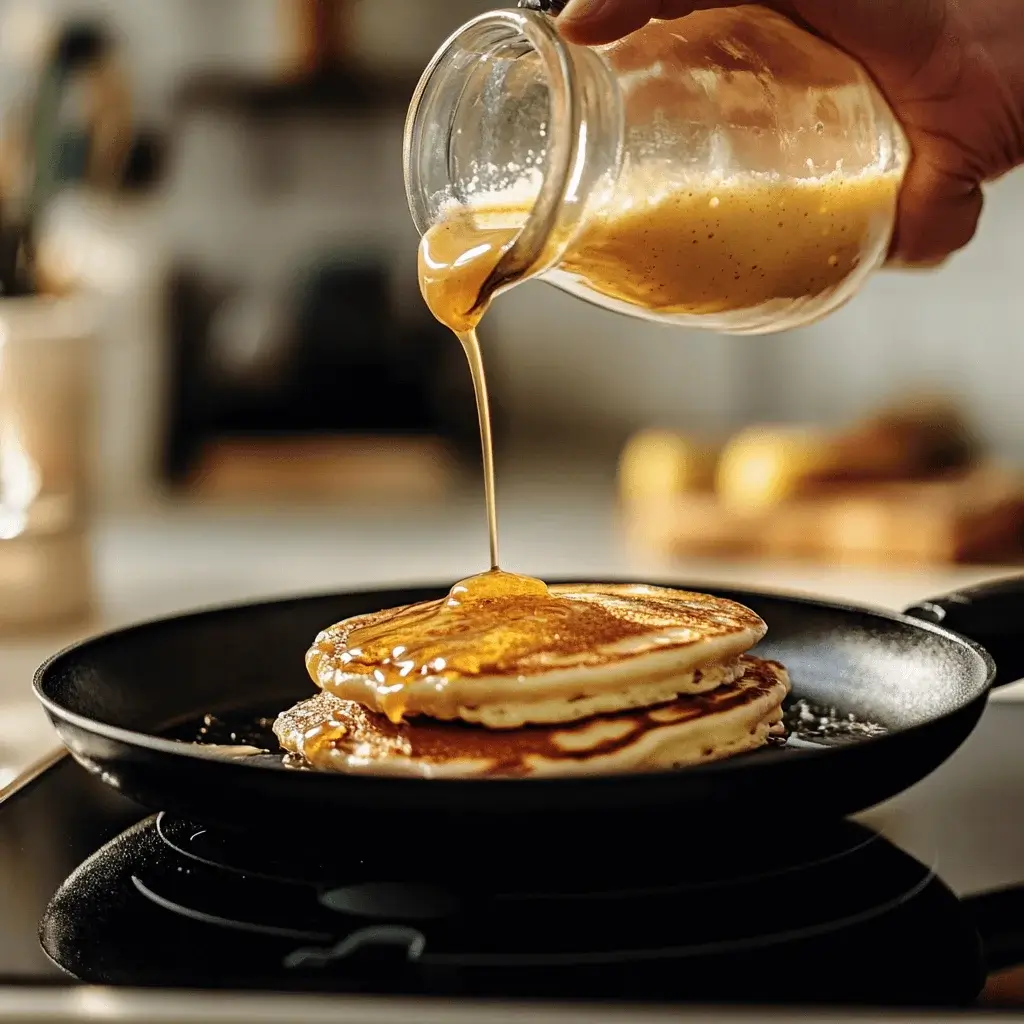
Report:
624,464,1024,565
188,436,458,502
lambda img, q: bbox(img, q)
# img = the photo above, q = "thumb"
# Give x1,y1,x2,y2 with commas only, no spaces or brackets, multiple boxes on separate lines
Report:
558,0,697,45
889,168,984,267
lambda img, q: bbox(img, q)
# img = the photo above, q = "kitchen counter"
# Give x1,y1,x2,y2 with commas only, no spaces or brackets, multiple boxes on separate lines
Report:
2,453,1022,784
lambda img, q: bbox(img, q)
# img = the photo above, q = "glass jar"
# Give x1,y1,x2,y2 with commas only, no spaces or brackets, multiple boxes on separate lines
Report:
403,5,909,335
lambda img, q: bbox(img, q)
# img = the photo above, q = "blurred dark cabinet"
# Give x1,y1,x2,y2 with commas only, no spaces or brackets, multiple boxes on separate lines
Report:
163,258,493,488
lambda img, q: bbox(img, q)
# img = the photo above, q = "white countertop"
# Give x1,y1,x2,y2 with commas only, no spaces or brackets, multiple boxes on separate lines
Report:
2,453,1022,783
0,988,1011,1023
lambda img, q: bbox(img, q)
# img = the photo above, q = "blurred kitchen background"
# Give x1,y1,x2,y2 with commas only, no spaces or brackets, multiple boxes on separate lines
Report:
0,0,1021,636
2,0,1023,500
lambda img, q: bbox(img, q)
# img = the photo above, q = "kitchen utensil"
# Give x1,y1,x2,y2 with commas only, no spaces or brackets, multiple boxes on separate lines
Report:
0,224,32,297
0,21,132,298
32,573,1024,835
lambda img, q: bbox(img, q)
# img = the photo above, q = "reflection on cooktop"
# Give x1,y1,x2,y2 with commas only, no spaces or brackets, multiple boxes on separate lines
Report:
40,813,984,1005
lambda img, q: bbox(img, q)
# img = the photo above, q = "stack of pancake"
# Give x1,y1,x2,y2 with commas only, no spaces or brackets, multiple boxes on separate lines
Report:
274,574,790,778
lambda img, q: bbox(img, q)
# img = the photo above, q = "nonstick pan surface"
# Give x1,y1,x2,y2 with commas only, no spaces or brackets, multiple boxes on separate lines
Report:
33,576,1024,833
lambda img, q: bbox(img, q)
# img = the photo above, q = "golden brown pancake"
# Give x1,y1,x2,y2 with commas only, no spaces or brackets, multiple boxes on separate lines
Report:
304,572,767,728
276,656,789,779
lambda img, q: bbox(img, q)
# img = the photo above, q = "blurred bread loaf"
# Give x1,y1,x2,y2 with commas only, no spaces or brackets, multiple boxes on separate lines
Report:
715,397,978,512
618,429,719,502
619,397,1023,565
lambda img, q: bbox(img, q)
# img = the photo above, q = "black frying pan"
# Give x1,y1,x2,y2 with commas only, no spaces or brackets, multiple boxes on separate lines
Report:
31,575,1024,835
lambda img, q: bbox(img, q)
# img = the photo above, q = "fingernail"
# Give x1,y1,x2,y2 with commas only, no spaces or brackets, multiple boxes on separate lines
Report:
559,0,611,24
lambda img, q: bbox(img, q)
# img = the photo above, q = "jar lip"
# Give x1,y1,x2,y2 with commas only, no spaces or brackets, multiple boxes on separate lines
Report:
403,8,581,299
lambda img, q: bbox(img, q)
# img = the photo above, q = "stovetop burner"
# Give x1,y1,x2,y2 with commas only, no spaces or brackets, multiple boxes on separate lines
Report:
153,808,882,888
40,811,983,1005
3,704,1024,1011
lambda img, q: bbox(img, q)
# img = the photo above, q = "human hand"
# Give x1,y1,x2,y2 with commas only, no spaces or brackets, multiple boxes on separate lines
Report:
558,0,1024,266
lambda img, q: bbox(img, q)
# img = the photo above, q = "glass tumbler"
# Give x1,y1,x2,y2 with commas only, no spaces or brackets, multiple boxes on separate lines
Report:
0,294,95,632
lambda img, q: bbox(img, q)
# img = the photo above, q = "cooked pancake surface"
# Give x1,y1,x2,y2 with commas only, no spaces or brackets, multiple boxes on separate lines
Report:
305,571,767,727
276,656,790,778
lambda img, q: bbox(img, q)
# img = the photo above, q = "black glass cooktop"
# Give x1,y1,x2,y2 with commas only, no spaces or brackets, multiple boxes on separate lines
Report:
3,704,1024,1009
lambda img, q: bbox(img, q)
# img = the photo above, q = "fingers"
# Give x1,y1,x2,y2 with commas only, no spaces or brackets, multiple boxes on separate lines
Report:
889,164,984,267
558,0,698,44
558,0,928,61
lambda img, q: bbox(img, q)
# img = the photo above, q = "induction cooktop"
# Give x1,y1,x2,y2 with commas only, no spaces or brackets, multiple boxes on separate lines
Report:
2,704,1024,1013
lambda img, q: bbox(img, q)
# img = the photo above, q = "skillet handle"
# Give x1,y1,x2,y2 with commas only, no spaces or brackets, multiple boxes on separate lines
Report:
904,576,1024,689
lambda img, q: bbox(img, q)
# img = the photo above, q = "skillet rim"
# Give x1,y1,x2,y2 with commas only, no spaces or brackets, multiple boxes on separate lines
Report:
31,579,998,785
